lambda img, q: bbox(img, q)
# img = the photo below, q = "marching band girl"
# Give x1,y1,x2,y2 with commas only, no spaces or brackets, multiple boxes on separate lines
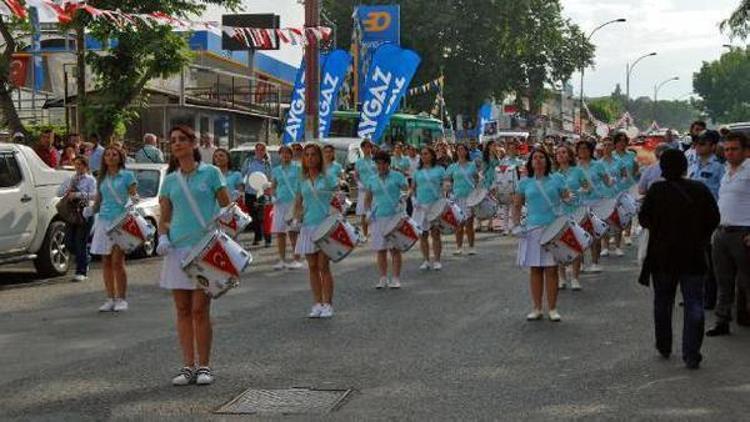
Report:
599,138,626,257
411,146,446,271
613,132,640,245
294,144,339,318
553,145,585,290
391,142,411,175
157,125,230,386
355,139,376,238
364,150,409,289
575,140,611,273
478,140,499,232
87,145,137,312
270,145,302,270
512,148,572,322
446,144,479,255
212,148,244,202
323,144,343,181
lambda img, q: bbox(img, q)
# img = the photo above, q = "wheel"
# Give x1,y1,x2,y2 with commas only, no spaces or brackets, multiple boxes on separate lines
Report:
33,220,71,277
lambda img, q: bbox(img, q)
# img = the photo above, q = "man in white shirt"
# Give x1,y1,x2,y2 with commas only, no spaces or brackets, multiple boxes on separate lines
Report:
707,132,750,336
199,133,217,164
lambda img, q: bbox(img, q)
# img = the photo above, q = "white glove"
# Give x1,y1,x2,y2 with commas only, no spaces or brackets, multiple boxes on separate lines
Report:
156,235,171,256
511,225,527,238
82,206,94,218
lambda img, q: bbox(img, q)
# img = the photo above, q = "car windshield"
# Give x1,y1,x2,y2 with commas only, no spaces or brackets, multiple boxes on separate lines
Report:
132,169,161,198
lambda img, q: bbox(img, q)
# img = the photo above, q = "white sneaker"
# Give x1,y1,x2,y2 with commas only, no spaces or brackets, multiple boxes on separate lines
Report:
467,248,477,256
195,367,214,385
570,279,582,291
388,277,401,289
526,309,543,321
375,277,387,289
285,260,303,270
558,280,567,290
419,261,432,271
72,274,87,282
624,236,633,246
113,299,128,312
600,249,610,257
588,264,603,273
319,304,334,318
614,248,624,257
432,262,443,271
548,309,562,322
98,298,115,312
308,303,323,318
273,261,286,271
453,249,463,256
172,366,195,386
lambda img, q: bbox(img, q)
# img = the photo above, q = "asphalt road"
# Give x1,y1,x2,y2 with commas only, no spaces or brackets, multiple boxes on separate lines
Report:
1,232,749,421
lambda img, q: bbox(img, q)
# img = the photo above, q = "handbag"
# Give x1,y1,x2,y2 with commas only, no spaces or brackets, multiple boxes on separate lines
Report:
56,194,85,225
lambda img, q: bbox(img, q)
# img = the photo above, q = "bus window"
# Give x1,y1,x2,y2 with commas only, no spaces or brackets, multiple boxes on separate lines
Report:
329,116,358,137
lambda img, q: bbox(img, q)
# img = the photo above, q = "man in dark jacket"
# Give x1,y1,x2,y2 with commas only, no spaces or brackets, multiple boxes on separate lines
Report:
639,149,720,369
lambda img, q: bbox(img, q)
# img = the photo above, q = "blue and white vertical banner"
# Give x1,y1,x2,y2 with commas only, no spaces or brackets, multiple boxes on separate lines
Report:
478,103,493,142
318,50,352,139
282,58,306,144
357,44,421,143
29,6,44,92
354,5,401,104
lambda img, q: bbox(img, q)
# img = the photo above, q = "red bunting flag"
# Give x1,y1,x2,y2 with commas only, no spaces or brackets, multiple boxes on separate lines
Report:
3,0,27,19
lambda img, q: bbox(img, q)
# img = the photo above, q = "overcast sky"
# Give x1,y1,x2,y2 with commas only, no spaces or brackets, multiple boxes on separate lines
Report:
206,0,741,101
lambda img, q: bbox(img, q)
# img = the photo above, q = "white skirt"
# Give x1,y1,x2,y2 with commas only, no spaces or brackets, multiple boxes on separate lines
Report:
159,247,198,290
411,202,433,234
271,201,293,234
517,226,556,268
295,225,320,255
454,197,473,220
90,216,116,256
355,190,368,216
370,216,397,251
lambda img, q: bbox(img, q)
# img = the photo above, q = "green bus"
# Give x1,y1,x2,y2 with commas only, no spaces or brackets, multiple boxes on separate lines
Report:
328,110,444,149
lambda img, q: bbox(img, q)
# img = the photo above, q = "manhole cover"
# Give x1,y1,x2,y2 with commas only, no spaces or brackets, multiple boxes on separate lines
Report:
215,388,353,415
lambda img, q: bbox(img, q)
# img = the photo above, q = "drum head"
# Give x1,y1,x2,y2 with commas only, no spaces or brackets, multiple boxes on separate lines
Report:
427,199,448,221
540,216,569,244
312,215,339,241
383,215,404,234
466,189,488,207
246,172,270,193
592,199,617,219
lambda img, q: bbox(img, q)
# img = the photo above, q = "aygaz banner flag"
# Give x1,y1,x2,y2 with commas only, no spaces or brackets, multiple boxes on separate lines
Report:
318,49,352,139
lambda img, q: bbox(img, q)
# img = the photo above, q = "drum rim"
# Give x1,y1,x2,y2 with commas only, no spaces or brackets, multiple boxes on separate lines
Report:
540,216,572,244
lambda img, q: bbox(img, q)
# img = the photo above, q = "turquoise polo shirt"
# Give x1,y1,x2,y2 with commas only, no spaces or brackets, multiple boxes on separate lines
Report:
578,160,610,202
446,161,478,199
391,156,411,174
224,170,243,198
614,150,638,189
299,174,337,227
601,157,625,195
98,169,137,222
365,171,408,218
554,167,584,215
159,163,227,248
271,163,301,205
515,175,566,227
414,166,446,205
481,158,499,190
355,157,376,187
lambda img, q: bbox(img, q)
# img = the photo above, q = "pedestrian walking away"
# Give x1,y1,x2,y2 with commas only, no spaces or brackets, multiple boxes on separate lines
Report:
157,125,231,386
355,139,376,239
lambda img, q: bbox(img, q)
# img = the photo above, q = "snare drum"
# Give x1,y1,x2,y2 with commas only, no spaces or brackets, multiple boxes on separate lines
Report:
540,216,593,264
181,230,252,299
330,192,352,215
592,196,635,233
573,207,609,239
312,215,361,262
495,165,518,205
427,199,465,234
214,203,252,238
466,188,498,220
383,215,421,252
106,210,155,254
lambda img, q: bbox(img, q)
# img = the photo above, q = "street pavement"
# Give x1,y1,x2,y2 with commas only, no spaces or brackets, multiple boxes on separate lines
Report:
1,231,749,421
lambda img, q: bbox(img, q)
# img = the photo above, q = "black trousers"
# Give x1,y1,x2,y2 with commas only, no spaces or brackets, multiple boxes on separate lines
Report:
245,194,271,245
704,242,717,309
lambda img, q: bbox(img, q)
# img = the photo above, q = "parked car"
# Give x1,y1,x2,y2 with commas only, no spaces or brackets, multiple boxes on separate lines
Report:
229,143,281,171
127,163,169,257
727,122,750,137
0,143,73,277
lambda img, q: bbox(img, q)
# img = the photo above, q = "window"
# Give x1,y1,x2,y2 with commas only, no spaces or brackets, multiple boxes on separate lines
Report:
0,153,23,188
132,169,161,198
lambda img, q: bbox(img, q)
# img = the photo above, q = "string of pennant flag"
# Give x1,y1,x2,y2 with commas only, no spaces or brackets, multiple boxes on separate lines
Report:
224,26,333,49
408,76,444,96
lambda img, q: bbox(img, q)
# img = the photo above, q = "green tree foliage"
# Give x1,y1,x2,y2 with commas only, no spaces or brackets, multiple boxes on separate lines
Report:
693,47,750,123
322,0,594,121
75,0,241,141
721,0,750,39
587,97,622,123
0,16,32,136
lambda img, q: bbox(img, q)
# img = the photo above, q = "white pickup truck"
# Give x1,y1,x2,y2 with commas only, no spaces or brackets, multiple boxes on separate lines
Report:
0,143,72,277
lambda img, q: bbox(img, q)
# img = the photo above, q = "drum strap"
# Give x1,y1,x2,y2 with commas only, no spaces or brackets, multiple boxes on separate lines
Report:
535,179,563,217
307,176,329,213
278,165,295,201
375,173,404,215
580,164,603,197
176,171,208,229
421,168,443,204
458,163,476,191
105,176,126,207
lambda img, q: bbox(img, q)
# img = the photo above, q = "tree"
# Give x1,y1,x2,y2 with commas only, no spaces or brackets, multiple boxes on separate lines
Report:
322,0,593,121
587,97,622,123
693,47,750,123
722,0,750,39
0,16,31,136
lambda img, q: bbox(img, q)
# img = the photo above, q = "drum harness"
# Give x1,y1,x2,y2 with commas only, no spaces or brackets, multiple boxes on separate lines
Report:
373,172,406,220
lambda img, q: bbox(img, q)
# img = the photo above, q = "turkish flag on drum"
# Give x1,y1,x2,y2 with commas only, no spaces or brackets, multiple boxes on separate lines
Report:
559,227,583,254
263,204,273,237
331,223,354,248
202,240,240,277
122,215,145,241
9,55,29,87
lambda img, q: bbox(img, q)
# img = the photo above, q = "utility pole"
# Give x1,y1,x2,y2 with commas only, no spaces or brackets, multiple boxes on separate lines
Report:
75,23,86,135
304,0,320,141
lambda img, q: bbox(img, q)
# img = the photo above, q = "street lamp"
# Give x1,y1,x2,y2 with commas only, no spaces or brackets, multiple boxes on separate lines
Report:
625,52,657,106
653,76,679,120
579,18,626,123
